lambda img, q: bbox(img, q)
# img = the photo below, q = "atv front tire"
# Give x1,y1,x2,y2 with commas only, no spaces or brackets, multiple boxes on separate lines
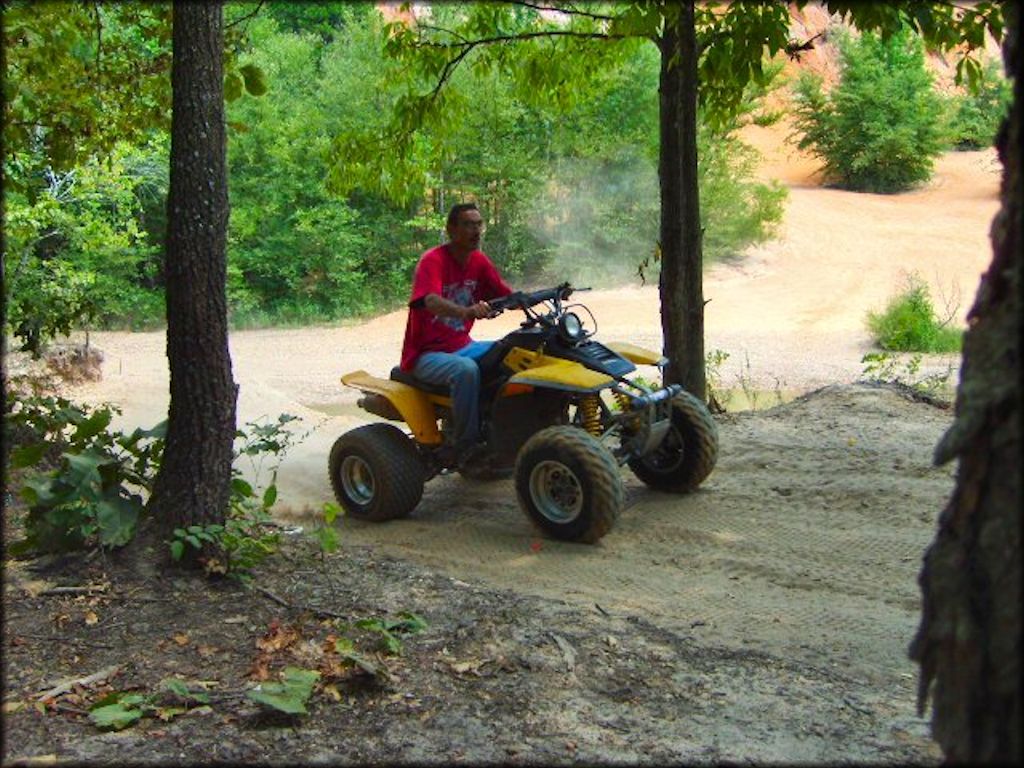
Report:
628,390,718,492
514,426,622,543
328,424,425,521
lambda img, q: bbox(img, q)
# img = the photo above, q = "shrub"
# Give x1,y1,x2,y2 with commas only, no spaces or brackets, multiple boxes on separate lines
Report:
867,277,962,353
791,27,946,193
944,56,1013,150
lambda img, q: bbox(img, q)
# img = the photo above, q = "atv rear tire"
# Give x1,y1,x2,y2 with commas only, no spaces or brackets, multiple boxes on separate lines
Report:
628,390,718,492
514,426,622,543
328,424,425,521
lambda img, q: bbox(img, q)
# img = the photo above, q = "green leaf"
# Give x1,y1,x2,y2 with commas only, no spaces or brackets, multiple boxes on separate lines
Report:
313,526,339,554
337,649,381,677
95,495,140,547
322,502,341,525
10,443,48,469
162,678,191,698
391,612,428,635
71,408,113,443
262,484,277,508
232,478,254,498
246,667,319,715
89,694,148,730
239,64,268,96
63,449,110,489
170,540,185,561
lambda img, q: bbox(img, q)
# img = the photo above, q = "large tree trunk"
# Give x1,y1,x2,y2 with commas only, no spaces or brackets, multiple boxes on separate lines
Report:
658,1,705,400
909,4,1021,763
146,1,237,553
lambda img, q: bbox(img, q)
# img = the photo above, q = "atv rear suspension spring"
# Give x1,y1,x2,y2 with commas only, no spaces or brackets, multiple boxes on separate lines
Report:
579,395,602,437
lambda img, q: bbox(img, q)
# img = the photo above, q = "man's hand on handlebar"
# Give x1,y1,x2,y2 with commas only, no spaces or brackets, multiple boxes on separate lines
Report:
463,301,493,320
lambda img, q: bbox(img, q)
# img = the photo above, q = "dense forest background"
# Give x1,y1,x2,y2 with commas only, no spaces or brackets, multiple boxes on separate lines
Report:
5,1,790,338
3,2,1008,343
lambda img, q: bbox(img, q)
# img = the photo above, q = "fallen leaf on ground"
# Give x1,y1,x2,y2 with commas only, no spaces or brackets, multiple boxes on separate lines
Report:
450,658,491,675
84,611,99,625
172,633,190,646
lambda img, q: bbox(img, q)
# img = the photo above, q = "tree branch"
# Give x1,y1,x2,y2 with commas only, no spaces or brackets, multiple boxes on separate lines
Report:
502,0,617,23
225,0,265,30
415,28,627,51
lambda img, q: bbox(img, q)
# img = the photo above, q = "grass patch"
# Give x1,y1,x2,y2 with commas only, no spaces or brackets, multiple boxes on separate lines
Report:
867,277,962,353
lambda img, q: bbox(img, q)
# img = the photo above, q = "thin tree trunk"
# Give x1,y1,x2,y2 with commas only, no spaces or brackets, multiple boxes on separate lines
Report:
909,4,1021,762
658,1,705,400
146,0,237,555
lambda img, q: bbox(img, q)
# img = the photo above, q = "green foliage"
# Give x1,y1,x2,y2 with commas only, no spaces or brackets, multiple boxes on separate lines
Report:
705,348,731,408
350,612,428,656
169,413,307,577
867,276,962,353
944,56,1013,150
246,667,320,715
791,27,946,193
6,394,165,554
3,2,172,178
311,502,342,557
5,394,302,567
860,352,956,398
4,140,168,353
89,679,210,731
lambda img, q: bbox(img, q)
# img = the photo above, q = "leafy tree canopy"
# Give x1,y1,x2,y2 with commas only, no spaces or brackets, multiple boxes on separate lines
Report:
329,1,1003,203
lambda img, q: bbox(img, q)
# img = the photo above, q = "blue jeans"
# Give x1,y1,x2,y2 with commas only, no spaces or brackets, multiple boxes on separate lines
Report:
413,342,494,449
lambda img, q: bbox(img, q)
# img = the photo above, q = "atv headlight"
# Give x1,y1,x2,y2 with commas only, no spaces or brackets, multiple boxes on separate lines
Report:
558,312,584,342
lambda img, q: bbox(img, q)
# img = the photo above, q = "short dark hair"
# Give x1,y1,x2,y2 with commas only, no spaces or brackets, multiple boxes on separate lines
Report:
446,202,479,230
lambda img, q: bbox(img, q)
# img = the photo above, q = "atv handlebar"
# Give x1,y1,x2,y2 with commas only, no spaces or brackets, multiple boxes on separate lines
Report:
489,282,574,313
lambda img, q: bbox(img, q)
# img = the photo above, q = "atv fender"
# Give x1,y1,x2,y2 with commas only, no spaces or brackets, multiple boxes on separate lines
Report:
507,360,613,393
341,370,442,444
605,341,665,367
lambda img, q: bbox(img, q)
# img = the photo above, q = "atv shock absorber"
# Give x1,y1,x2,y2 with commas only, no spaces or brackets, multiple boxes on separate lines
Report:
613,390,630,413
579,395,602,436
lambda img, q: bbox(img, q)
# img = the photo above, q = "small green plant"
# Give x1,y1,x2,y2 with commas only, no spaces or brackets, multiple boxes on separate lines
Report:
246,667,321,716
705,348,731,412
351,612,429,656
311,502,342,558
737,351,760,410
867,276,962,353
861,351,956,398
89,678,211,731
6,394,165,554
169,413,309,578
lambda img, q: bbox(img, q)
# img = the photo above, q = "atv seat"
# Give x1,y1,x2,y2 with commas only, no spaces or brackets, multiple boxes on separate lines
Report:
389,366,451,396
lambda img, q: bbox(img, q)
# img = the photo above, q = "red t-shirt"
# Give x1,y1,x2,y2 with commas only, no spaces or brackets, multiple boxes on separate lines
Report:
400,244,512,371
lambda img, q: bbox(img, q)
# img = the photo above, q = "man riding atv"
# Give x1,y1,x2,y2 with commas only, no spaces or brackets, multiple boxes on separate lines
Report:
400,202,513,469
331,203,719,544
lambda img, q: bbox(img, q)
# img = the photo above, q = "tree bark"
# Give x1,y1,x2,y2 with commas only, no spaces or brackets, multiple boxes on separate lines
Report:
146,1,237,551
658,1,705,400
909,4,1021,763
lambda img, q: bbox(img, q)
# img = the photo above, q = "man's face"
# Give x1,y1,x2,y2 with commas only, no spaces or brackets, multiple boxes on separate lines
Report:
448,209,486,251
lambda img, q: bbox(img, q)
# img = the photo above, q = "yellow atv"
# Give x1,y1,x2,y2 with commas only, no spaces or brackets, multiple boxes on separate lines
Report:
330,283,718,543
